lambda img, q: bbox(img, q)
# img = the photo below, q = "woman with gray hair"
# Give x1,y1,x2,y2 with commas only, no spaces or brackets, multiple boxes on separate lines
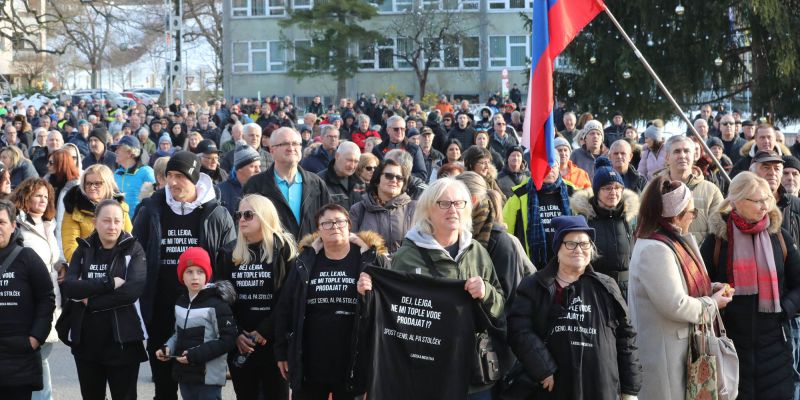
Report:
356,177,505,399
637,120,666,180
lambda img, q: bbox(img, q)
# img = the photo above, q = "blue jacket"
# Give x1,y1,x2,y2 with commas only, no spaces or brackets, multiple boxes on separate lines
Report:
299,146,334,174
216,174,243,219
114,164,155,218
68,134,90,159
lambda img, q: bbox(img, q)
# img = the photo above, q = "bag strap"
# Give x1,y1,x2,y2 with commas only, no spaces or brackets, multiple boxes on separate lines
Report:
778,231,788,263
713,238,721,268
712,300,728,337
0,245,24,276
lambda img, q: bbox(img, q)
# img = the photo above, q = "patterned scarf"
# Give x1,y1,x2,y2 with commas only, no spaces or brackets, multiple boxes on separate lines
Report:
727,211,782,313
472,198,495,247
645,222,711,297
527,176,572,267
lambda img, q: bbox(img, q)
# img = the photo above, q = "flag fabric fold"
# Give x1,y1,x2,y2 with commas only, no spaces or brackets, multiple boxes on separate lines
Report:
523,0,606,189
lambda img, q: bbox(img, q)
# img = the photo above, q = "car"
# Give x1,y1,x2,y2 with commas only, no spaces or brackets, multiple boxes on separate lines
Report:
124,87,162,97
121,91,155,106
71,89,135,109
131,91,158,105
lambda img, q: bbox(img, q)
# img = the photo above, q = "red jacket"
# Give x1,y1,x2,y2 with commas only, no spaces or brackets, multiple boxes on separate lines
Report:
352,129,381,152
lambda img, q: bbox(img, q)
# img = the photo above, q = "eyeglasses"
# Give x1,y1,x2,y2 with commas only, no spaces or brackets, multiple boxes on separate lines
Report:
84,181,103,189
364,166,376,172
202,155,219,162
382,172,403,181
744,197,771,207
234,210,255,221
720,122,735,126
320,219,348,230
600,185,623,193
475,160,490,167
48,159,55,165
390,127,405,132
436,200,467,210
562,241,592,250
272,141,302,149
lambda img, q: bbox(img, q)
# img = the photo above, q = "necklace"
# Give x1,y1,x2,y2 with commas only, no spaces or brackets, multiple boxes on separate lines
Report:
555,273,578,286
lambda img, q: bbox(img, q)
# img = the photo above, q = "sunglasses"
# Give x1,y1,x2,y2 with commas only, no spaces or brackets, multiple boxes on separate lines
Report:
382,172,403,181
364,166,376,172
234,210,255,221
720,122,735,126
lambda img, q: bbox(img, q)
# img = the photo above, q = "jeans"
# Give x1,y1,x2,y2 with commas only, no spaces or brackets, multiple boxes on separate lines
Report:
31,343,52,400
178,384,222,400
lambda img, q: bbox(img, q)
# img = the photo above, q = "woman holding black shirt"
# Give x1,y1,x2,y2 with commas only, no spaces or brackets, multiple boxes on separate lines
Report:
217,194,298,400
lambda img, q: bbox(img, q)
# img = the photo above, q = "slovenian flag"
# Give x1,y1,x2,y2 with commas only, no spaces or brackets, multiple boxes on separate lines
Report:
523,0,606,189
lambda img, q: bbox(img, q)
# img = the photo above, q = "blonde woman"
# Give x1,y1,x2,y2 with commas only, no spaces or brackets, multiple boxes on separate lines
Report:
0,145,38,189
62,164,133,261
217,194,298,400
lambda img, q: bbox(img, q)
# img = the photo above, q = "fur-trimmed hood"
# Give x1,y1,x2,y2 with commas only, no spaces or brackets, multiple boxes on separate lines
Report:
739,140,792,158
298,230,388,257
570,188,639,222
708,203,783,238
206,280,237,305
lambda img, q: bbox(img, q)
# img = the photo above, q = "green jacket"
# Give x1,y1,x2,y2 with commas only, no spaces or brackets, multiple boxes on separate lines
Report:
391,228,505,320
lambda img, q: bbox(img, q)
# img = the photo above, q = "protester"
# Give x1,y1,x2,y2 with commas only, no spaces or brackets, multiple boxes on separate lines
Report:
442,138,464,166
1,145,38,189
555,137,591,190
447,113,476,148
132,151,236,400
418,127,444,181
718,113,747,165
0,161,10,200
570,157,639,297
196,140,228,184
60,199,148,400
112,136,155,217
508,215,641,399
218,144,262,219
637,122,666,180
155,247,237,400
700,172,800,399
488,115,519,162
732,123,790,177
61,164,133,262
497,146,530,199
274,204,387,399
371,115,428,181
0,199,55,399
608,140,647,193
570,120,607,179
351,115,381,152
437,162,465,179
783,156,800,197
83,128,116,170
628,176,731,400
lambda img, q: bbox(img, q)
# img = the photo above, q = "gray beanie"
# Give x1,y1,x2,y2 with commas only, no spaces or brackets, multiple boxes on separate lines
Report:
582,120,604,136
554,137,571,149
234,144,261,170
644,125,663,142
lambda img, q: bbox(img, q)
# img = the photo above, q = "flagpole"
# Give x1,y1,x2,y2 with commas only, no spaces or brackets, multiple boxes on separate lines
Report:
601,7,732,184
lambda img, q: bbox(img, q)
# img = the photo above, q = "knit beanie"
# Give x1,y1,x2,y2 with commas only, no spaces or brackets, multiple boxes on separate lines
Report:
554,137,571,150
784,155,800,172
159,134,172,146
89,127,110,146
234,144,261,170
582,120,604,136
706,136,724,150
591,156,625,194
166,150,200,184
177,247,212,285
644,125,663,142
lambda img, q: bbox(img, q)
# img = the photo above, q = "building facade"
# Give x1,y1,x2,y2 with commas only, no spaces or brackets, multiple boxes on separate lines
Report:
0,0,48,93
222,0,532,102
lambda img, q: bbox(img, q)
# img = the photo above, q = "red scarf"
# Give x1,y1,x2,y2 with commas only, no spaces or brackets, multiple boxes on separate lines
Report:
726,211,782,312
646,223,712,297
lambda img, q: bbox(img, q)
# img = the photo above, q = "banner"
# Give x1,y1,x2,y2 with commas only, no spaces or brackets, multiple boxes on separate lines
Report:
367,267,476,400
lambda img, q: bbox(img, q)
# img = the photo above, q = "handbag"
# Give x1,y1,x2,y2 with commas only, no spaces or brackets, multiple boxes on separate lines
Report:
686,307,719,400
706,303,739,400
471,331,501,385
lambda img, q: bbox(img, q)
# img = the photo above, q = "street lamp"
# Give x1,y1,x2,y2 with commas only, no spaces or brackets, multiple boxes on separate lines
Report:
675,2,684,16
714,57,723,67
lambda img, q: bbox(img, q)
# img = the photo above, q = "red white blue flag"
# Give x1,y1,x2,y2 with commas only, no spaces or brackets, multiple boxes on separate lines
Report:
523,0,606,189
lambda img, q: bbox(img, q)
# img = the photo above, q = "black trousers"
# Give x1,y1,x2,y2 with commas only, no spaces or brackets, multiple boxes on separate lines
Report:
74,357,140,400
1,386,33,400
228,352,288,400
293,382,358,400
147,315,178,400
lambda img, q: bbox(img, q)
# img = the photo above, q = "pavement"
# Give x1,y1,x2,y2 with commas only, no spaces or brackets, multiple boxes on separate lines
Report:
49,342,236,399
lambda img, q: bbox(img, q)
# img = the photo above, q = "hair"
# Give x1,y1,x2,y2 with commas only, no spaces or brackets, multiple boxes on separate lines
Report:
0,145,23,168
635,176,693,238
49,149,81,183
384,149,413,172
444,138,463,157
153,156,170,183
94,198,123,219
357,114,370,125
11,178,56,220
0,198,16,222
119,143,143,160
386,115,405,127
319,124,339,138
665,134,693,154
455,171,504,224
474,131,490,142
233,195,298,289
462,146,492,171
577,112,594,129
336,141,360,156
356,152,379,178
81,164,120,200
314,203,352,230
367,158,410,196
437,162,465,178
720,171,775,212
412,178,473,236
755,123,775,139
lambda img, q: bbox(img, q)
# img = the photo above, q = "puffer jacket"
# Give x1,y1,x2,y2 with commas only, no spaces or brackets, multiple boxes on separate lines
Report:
508,260,641,399
349,192,416,255
114,163,156,218
654,169,723,245
570,189,638,295
61,185,133,262
497,167,530,199
17,211,64,342
637,144,666,180
273,231,388,392
700,207,800,400
165,281,238,386
60,232,147,346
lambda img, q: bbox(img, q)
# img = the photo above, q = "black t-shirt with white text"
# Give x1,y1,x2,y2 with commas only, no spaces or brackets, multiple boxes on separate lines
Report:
228,244,276,331
539,193,566,250
157,207,203,306
303,247,361,384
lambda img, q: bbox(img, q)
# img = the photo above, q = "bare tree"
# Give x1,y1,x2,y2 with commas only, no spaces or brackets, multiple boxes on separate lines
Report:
14,53,48,88
183,0,223,90
386,4,478,98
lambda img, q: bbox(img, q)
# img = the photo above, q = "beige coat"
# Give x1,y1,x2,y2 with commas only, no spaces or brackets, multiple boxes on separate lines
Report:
628,234,717,400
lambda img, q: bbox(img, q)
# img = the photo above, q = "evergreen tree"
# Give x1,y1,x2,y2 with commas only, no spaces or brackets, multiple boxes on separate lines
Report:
280,0,383,99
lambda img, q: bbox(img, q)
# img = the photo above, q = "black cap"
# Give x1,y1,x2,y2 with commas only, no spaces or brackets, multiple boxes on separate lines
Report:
110,135,140,151
196,139,220,155
166,151,201,184
742,120,755,127
751,150,784,165
783,156,800,172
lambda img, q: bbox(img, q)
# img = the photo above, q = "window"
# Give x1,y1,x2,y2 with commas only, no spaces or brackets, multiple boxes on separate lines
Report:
294,40,314,68
488,0,526,9
231,0,266,16
461,36,479,67
439,0,478,10
394,0,412,11
268,0,285,15
358,41,376,69
396,38,413,69
231,41,287,73
368,0,393,12
428,36,479,69
293,0,312,10
489,35,528,69
377,39,395,69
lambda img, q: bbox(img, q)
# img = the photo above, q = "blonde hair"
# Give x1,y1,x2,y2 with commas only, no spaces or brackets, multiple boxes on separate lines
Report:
232,194,298,287
82,164,120,200
412,177,473,236
0,145,23,168
721,171,776,213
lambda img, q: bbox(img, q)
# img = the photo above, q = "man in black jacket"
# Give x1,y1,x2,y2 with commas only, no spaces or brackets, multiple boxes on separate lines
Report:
372,116,428,181
243,127,330,239
0,199,55,399
318,141,364,209
132,151,235,400
609,140,647,193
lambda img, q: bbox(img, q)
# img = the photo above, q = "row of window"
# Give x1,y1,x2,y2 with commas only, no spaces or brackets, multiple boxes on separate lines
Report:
231,35,529,74
231,0,530,17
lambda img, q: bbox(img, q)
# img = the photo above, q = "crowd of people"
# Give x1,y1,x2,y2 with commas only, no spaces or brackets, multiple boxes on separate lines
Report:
0,92,799,400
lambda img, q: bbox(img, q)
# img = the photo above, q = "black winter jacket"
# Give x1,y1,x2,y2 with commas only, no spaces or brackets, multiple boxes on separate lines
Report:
778,187,800,247
508,261,642,399
318,161,366,209
132,189,236,323
447,125,476,148
60,232,147,346
372,139,429,182
273,231,388,392
0,229,55,390
216,175,243,219
242,165,330,239
621,165,647,194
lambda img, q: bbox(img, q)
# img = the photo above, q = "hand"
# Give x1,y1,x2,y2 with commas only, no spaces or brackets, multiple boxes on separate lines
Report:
250,331,267,346
464,277,486,300
357,273,372,295
28,336,40,350
277,361,289,380
81,298,88,305
541,375,554,392
176,350,189,364
155,347,170,361
712,286,734,310
236,333,255,354
57,264,67,284
113,277,126,289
